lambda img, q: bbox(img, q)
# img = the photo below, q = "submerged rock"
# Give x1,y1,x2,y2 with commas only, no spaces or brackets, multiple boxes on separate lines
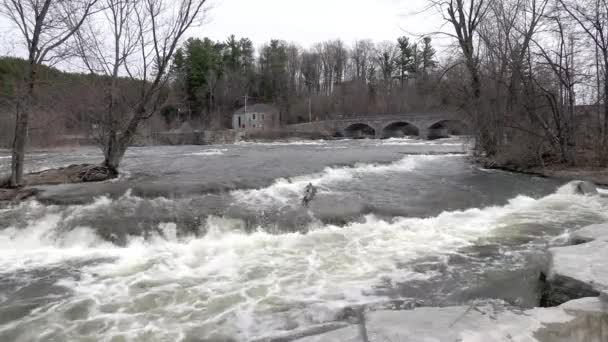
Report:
560,180,599,196
301,183,317,207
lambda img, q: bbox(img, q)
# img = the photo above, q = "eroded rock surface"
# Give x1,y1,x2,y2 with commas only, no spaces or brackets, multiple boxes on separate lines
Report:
0,188,39,204
295,298,608,342
23,164,117,186
571,224,608,244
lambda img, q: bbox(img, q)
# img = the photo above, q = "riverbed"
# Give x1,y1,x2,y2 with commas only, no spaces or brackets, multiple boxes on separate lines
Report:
1,138,607,341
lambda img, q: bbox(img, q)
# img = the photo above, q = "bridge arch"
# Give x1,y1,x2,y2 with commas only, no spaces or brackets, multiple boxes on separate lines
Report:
344,123,376,139
382,122,420,138
427,119,469,140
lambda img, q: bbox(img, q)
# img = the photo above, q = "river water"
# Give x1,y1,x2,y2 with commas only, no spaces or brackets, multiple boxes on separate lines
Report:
1,138,607,341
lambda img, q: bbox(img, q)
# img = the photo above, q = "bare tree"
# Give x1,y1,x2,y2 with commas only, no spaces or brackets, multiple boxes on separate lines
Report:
0,0,98,187
442,0,490,100
432,0,492,152
351,39,375,82
75,0,208,171
558,0,608,148
376,41,398,86
531,11,579,163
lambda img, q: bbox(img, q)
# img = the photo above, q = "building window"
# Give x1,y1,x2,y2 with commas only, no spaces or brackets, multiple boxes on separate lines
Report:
253,114,256,120
238,116,241,128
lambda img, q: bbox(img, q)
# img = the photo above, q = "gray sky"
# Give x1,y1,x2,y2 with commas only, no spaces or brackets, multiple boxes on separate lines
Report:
197,0,443,48
0,0,447,59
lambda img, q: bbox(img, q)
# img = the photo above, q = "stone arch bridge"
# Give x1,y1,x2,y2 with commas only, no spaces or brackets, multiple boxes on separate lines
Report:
289,112,469,139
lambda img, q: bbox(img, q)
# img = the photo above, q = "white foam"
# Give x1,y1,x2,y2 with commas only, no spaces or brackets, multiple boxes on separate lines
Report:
236,140,327,146
0,200,120,273
185,149,227,156
375,137,468,147
232,155,444,207
2,185,606,340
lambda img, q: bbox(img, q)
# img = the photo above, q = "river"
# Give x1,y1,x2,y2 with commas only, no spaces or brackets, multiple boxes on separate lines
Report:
1,138,607,341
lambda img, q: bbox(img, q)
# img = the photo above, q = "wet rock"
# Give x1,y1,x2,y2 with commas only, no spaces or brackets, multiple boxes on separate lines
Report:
295,298,608,342
301,183,317,207
541,222,608,306
569,180,598,195
0,188,39,205
308,196,367,223
289,324,360,342
540,271,601,307
571,224,608,244
543,239,608,306
23,164,117,186
252,322,351,342
0,175,9,188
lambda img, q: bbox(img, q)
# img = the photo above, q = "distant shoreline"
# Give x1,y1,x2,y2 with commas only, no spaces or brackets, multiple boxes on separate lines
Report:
477,157,608,187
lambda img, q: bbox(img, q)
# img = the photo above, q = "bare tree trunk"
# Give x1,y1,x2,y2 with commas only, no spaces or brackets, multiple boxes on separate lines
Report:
604,61,608,143
2,0,98,187
10,62,35,187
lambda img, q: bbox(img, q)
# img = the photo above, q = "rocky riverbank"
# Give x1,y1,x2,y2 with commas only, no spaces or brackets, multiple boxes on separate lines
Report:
282,203,608,341
0,164,116,206
478,157,608,186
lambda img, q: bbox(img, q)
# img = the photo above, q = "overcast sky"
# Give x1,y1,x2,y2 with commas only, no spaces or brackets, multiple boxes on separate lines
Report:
0,0,448,59
197,0,443,48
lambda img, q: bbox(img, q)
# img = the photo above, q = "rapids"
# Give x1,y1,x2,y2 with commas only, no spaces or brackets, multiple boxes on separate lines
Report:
0,138,607,341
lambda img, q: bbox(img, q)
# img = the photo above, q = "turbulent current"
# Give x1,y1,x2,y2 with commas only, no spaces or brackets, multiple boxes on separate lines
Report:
0,138,607,341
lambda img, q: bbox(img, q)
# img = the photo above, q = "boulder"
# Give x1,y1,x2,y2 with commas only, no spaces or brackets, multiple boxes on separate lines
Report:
542,239,608,306
565,180,599,195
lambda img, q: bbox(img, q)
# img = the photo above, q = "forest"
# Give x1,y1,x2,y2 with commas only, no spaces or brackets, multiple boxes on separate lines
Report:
165,35,442,128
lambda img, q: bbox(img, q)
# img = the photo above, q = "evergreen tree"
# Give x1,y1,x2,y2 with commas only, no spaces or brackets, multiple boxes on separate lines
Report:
420,37,437,81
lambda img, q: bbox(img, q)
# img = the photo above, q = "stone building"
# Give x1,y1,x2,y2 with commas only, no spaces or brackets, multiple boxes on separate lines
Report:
232,103,279,130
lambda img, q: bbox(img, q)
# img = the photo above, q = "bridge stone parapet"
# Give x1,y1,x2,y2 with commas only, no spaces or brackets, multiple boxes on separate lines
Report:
287,112,467,139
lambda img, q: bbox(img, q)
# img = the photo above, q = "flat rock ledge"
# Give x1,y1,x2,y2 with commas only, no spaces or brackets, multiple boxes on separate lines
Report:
541,223,608,307
290,222,608,342
0,188,39,204
293,298,608,342
0,164,117,205
22,164,118,186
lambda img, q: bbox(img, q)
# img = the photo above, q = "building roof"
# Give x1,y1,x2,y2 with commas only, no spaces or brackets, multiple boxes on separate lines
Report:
234,103,278,115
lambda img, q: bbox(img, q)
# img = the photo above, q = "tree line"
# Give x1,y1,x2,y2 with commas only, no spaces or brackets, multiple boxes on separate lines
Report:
433,0,607,167
166,35,441,128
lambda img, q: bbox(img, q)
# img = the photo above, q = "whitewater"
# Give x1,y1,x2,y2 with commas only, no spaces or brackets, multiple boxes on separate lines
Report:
0,138,606,341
